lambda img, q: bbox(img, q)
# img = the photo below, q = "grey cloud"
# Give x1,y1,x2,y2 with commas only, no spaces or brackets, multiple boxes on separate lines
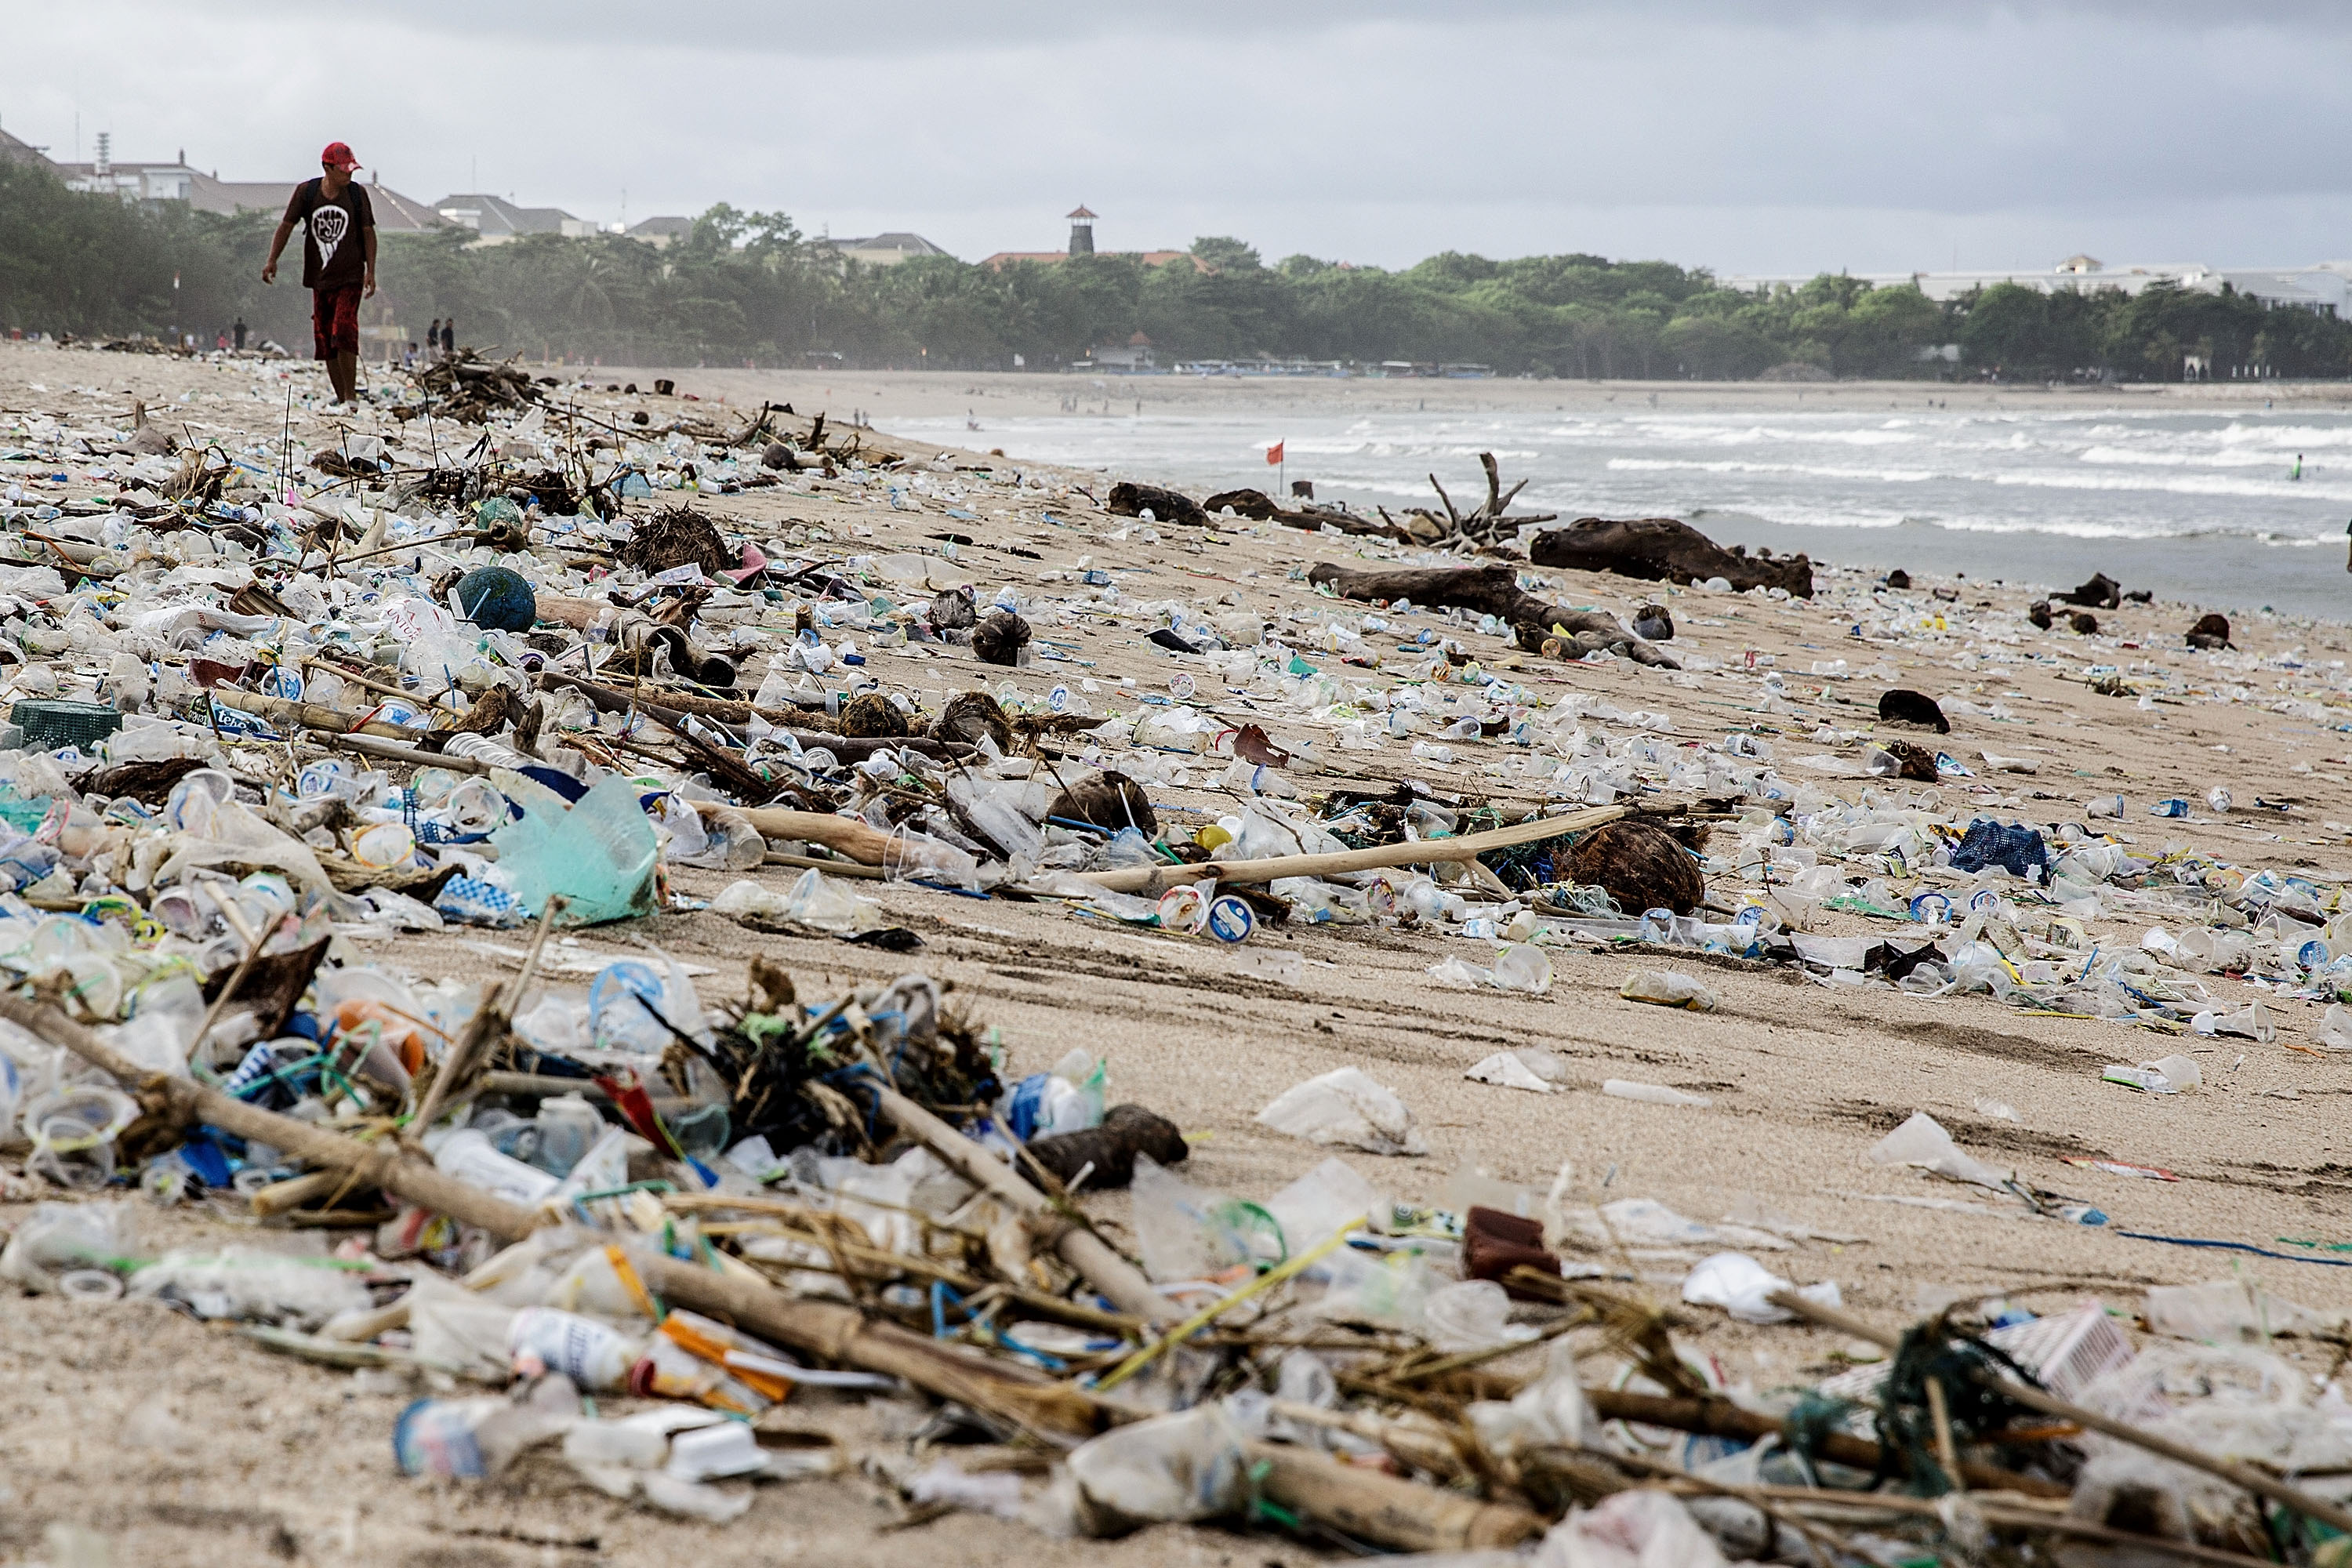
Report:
13,1,2352,274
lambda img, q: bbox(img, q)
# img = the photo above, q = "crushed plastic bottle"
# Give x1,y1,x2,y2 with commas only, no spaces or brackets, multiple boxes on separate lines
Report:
1618,968,1719,1011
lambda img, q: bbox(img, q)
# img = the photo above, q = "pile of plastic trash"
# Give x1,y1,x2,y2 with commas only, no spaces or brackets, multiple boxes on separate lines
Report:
5,349,2352,1559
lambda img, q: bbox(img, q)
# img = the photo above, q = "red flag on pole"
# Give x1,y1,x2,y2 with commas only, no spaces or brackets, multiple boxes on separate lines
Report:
1265,440,1284,466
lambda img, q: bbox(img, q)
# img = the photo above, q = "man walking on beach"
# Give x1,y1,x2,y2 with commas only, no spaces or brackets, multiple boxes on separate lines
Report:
260,142,377,405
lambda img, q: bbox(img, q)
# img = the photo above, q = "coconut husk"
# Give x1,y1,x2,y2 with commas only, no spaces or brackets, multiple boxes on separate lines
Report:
618,505,734,576
1631,604,1674,641
1884,740,1940,782
201,935,332,1039
930,691,1012,751
1047,771,1156,837
2070,611,2099,635
838,691,908,739
2186,612,2232,651
77,756,207,805
972,611,1032,667
445,683,521,736
927,586,976,632
1878,688,1949,733
1560,820,1706,917
2027,601,2053,631
1884,568,1911,590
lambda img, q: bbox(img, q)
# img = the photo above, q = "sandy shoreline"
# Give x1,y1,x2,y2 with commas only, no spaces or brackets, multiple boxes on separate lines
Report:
1,339,2349,1563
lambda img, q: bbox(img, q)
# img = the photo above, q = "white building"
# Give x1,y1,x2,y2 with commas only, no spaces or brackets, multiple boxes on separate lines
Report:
1721,255,2352,317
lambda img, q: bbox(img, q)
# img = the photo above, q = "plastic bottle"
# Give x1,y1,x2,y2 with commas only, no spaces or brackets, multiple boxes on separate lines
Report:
394,1375,583,1478
530,1094,602,1177
1618,969,1719,1011
508,1305,642,1389
432,1127,562,1207
1602,1079,1713,1107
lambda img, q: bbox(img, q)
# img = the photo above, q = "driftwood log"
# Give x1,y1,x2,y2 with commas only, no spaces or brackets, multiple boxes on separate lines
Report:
1203,488,1403,540
1421,452,1559,546
1307,561,1677,669
2056,572,2123,609
1530,517,1813,597
1104,481,1207,527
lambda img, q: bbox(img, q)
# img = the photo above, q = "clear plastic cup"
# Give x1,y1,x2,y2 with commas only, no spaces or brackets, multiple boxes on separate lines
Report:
350,822,417,869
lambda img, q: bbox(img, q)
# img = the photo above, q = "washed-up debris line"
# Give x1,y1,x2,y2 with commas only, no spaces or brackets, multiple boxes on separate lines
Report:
4,340,2352,1562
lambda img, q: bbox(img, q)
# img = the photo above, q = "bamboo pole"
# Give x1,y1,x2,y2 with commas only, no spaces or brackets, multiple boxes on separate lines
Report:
206,687,425,742
0,993,1542,1552
1073,800,1646,896
869,1085,1174,1325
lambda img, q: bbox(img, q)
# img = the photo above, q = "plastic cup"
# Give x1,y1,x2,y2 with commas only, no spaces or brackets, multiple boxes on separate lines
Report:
1156,886,1209,934
1205,895,1255,944
350,822,417,869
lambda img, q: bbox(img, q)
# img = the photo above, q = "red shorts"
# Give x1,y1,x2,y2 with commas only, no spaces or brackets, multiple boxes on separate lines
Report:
311,283,362,360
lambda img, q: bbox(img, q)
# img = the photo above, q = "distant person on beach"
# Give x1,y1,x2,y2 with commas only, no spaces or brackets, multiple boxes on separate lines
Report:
260,141,376,405
233,317,246,350
442,319,456,355
426,318,440,358
2293,453,2304,481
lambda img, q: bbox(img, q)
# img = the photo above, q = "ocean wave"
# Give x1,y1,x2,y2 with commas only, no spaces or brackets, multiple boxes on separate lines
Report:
1990,467,2352,501
2078,444,2310,470
1606,457,1937,481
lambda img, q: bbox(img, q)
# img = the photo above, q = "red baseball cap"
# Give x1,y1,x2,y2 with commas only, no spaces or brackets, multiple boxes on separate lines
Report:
321,142,359,171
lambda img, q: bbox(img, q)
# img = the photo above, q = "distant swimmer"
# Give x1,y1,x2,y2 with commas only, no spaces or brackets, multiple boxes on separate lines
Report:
2294,453,2305,481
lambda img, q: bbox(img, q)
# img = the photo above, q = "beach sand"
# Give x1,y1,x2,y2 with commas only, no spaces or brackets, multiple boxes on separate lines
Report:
2,339,2348,1563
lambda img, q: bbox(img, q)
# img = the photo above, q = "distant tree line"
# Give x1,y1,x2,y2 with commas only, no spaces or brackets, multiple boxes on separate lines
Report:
5,159,2350,382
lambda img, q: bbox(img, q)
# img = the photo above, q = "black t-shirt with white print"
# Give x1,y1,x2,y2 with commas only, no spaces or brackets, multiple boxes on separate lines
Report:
283,178,374,290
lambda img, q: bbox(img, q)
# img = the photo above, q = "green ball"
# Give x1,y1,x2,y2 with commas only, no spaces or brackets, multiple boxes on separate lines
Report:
475,495,524,529
454,566,537,632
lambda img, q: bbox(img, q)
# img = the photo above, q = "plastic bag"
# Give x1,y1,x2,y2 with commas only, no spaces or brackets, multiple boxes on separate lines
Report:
1866,1109,2013,1191
1066,1402,1248,1537
1947,818,2049,879
1468,1335,1593,1459
0,1200,131,1293
713,869,880,935
488,768,658,927
1680,1250,1840,1324
1465,1051,1563,1093
1534,1488,1728,1568
1256,1067,1427,1156
1424,1279,1519,1352
125,1245,370,1328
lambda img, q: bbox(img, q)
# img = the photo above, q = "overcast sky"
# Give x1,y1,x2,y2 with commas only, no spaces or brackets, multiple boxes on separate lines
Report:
9,2,2352,277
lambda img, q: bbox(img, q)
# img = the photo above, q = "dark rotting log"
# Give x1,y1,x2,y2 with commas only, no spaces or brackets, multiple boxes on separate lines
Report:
1530,516,1813,597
